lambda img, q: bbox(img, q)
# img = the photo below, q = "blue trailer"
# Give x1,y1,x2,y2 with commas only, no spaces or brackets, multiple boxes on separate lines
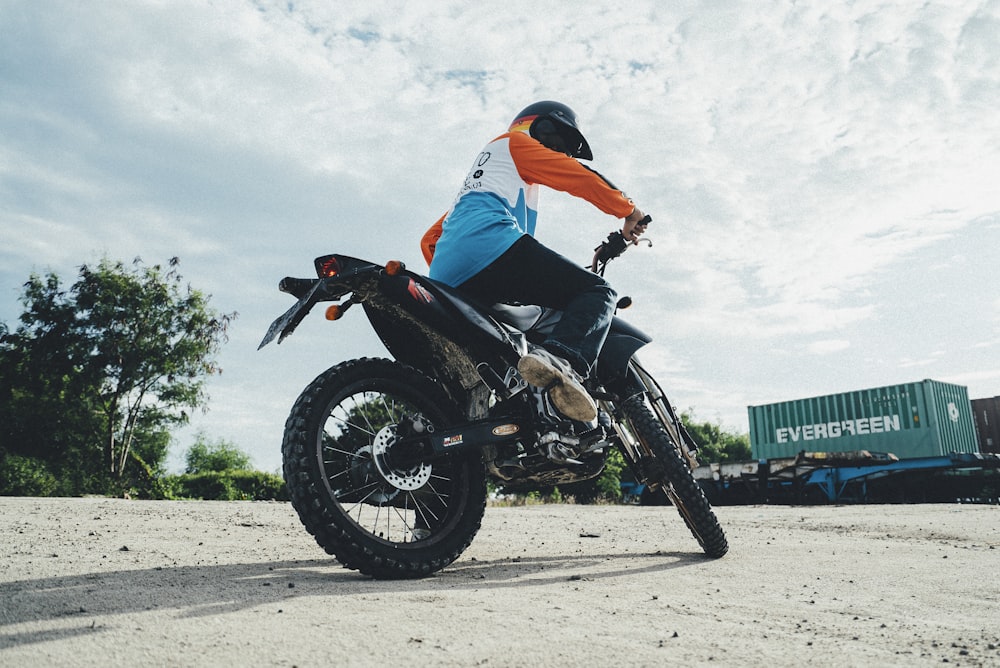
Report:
686,451,1000,505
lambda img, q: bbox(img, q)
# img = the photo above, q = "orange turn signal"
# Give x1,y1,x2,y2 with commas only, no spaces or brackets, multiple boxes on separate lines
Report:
385,260,405,276
325,304,343,321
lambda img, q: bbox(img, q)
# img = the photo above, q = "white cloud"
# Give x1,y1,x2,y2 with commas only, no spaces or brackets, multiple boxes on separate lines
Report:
898,355,942,369
806,340,851,355
2,0,999,470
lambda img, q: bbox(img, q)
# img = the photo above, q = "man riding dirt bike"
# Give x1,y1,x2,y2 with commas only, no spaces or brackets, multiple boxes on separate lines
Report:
421,101,649,424
258,103,728,579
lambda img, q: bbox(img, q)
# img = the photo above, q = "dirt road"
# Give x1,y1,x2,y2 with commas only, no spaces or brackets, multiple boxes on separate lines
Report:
1,498,997,667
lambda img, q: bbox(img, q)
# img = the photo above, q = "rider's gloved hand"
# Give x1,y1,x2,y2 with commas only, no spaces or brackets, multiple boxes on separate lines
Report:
591,209,653,274
623,208,651,242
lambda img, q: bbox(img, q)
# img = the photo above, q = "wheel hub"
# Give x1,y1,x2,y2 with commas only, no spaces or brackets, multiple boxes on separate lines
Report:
372,425,432,491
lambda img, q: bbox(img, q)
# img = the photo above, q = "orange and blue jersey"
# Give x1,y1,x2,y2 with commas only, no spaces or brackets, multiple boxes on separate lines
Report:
422,130,634,287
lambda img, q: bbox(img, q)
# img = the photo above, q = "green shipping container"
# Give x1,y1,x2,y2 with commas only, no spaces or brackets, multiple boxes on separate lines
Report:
747,379,979,460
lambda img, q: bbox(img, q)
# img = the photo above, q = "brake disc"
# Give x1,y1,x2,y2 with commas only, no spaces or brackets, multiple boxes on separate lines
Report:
372,425,432,491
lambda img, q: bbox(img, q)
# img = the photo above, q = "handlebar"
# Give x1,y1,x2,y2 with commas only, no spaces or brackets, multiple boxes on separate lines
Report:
590,215,653,275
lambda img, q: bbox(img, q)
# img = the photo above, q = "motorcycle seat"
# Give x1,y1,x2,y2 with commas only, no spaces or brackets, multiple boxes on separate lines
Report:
488,303,561,335
422,276,560,336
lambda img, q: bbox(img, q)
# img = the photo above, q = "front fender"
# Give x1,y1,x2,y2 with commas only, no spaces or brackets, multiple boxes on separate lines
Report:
596,316,651,394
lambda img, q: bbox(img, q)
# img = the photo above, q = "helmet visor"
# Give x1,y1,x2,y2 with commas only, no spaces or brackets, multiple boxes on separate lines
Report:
531,117,590,159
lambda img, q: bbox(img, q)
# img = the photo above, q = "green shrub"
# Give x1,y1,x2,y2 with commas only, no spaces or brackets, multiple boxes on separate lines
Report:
0,454,59,496
164,470,289,501
184,435,253,473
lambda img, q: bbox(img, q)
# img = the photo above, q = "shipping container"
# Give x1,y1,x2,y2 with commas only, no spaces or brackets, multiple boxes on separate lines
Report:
971,396,1000,454
747,379,979,460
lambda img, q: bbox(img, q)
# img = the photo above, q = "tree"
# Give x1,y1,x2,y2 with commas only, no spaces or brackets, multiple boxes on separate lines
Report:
185,434,253,474
682,412,751,464
0,257,235,495
1,275,107,494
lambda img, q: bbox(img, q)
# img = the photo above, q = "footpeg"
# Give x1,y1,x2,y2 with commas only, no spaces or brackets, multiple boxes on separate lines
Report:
539,432,584,464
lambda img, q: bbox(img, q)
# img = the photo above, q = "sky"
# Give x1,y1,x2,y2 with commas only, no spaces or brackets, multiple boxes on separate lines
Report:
2,0,998,474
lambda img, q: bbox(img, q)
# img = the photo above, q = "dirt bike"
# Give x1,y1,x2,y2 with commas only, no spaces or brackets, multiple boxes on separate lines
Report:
259,229,728,579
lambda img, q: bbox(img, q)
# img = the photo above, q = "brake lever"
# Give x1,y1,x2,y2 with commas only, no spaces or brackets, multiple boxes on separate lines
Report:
590,229,652,275
591,231,629,273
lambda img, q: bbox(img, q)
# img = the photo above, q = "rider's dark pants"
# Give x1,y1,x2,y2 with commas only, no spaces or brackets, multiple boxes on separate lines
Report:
457,235,616,378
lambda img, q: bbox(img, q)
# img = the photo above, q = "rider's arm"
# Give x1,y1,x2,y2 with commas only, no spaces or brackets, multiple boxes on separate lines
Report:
508,132,636,220
421,214,446,265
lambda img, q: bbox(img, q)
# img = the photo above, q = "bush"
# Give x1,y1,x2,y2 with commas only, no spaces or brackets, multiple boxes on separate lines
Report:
164,470,289,501
0,454,59,496
559,449,626,504
185,436,253,474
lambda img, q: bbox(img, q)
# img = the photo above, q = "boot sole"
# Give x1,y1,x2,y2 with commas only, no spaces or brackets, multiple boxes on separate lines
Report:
518,356,597,422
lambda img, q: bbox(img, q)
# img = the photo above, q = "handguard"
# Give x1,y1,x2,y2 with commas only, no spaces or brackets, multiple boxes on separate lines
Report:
590,215,652,275
591,231,630,274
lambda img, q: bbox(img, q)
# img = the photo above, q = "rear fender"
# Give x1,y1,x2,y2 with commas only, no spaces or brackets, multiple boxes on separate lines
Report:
363,273,522,404
374,273,517,352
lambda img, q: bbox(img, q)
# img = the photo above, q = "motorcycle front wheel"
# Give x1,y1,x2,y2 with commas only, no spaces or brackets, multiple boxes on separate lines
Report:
619,390,729,559
282,357,487,579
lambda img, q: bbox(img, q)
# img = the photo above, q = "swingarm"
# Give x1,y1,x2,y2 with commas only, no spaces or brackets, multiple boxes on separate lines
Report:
386,415,527,468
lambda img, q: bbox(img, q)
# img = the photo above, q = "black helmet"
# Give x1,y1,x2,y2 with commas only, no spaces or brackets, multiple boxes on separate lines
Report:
509,100,593,160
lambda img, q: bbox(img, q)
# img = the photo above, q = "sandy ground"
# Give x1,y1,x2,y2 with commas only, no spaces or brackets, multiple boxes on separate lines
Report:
0,498,998,667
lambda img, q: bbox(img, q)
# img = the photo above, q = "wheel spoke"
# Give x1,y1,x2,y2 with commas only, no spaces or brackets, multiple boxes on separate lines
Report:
353,393,379,437
324,468,350,483
379,394,401,425
390,503,416,542
327,410,377,439
335,480,383,507
323,445,367,460
422,479,450,506
410,492,438,529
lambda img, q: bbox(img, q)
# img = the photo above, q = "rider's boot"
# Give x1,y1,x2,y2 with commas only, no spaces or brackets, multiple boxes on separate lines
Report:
517,347,598,422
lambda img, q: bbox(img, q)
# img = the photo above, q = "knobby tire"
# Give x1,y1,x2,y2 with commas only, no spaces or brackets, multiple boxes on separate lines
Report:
282,358,487,579
621,393,729,558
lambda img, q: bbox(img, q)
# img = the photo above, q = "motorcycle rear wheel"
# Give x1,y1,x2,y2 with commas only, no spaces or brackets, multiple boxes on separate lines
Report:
282,358,487,578
620,393,729,558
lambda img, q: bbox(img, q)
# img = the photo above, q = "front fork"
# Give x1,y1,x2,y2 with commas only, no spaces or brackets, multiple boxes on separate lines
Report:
606,359,701,488
629,360,701,470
